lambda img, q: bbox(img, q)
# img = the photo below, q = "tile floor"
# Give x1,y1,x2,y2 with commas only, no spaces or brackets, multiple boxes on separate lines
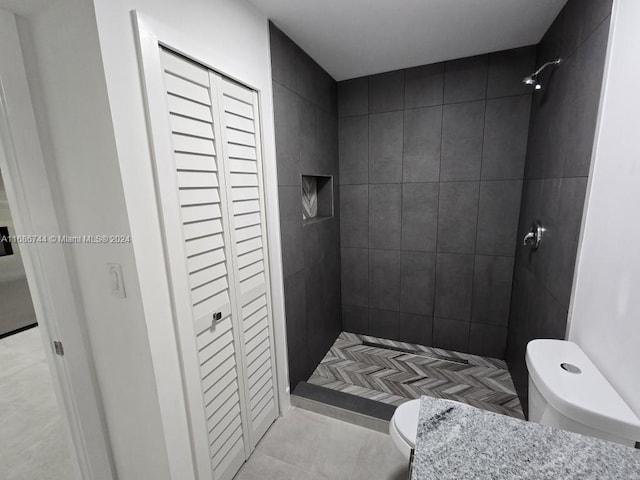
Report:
0,327,74,480
309,332,524,419
234,407,407,480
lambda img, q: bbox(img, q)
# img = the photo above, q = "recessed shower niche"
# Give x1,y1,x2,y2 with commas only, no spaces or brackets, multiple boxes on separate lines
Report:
302,175,334,224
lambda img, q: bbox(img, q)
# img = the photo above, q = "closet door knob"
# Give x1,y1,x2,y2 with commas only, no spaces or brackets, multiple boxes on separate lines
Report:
213,312,222,322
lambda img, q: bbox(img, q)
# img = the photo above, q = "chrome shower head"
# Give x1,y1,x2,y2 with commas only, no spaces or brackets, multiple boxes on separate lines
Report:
522,75,542,90
522,58,562,91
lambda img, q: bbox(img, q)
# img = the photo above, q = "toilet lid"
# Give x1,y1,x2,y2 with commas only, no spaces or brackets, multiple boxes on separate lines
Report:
393,399,421,446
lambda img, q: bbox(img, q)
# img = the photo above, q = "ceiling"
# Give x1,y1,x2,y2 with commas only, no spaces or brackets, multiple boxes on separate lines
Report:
250,0,568,81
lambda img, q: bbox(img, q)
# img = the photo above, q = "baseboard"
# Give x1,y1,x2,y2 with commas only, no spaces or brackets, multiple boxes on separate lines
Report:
0,322,37,340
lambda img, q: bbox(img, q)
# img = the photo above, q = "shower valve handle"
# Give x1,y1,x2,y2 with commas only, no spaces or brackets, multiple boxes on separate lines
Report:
523,222,544,250
522,231,535,246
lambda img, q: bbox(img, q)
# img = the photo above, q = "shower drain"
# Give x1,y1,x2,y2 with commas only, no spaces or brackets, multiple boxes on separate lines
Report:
361,341,469,365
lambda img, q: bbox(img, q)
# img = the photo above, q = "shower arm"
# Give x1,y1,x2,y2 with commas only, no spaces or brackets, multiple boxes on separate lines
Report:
532,59,562,77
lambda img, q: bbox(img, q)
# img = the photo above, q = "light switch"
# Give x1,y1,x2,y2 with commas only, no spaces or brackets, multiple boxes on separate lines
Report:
108,263,126,298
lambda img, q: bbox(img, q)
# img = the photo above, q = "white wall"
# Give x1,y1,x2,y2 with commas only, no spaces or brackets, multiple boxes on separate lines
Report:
569,0,640,417
17,1,171,478
90,0,288,478
10,0,289,476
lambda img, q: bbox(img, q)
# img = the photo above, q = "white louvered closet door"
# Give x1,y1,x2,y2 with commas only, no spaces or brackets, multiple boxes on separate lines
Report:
213,76,278,445
158,49,248,480
154,47,277,480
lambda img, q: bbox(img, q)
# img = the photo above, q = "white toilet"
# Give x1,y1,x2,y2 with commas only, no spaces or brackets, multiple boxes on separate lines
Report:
389,398,421,460
527,339,640,447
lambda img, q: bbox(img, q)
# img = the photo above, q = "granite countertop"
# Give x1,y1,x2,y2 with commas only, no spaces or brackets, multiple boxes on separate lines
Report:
412,396,640,480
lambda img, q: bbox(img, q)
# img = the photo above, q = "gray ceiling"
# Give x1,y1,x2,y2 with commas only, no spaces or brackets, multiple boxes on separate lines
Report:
250,0,567,80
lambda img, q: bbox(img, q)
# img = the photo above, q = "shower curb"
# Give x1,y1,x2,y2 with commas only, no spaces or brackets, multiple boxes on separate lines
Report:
291,382,396,434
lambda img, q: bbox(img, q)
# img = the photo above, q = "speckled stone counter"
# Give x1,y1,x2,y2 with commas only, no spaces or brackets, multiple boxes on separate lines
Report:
411,396,640,480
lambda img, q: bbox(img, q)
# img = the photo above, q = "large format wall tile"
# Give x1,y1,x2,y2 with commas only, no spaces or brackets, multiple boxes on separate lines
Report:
403,106,442,182
472,255,515,327
487,46,537,99
340,185,368,248
273,82,300,186
437,181,479,254
434,253,475,321
337,45,534,356
368,112,403,183
441,101,485,181
368,184,401,250
433,317,470,353
368,249,401,312
400,252,436,316
338,77,368,117
545,177,588,308
401,182,438,252
338,115,368,184
299,97,319,174
269,25,297,91
271,23,341,389
399,313,433,345
482,96,531,180
404,63,444,109
369,70,404,113
284,271,308,386
342,305,369,335
562,19,610,178
476,180,523,256
341,247,369,307
444,55,488,103
469,323,508,358
278,186,304,277
369,309,400,339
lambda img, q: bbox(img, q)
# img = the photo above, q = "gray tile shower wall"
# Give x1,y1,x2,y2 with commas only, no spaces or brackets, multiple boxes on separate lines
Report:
337,46,536,358
506,0,613,413
270,23,342,388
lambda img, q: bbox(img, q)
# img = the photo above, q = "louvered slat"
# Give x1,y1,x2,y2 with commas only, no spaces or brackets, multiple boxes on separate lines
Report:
225,128,256,147
236,224,262,243
234,212,261,230
170,114,214,140
179,189,220,206
164,73,211,105
228,158,258,173
233,199,260,215
177,171,218,189
183,219,223,241
190,262,227,290
186,247,225,274
184,233,224,257
161,49,209,87
174,152,217,172
167,95,213,123
237,248,263,270
172,133,216,155
232,187,259,202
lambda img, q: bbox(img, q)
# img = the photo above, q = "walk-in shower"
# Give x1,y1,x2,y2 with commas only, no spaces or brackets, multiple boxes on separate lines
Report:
523,58,562,90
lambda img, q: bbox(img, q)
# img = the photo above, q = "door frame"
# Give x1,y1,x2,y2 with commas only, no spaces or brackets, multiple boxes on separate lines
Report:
0,13,115,480
132,10,290,479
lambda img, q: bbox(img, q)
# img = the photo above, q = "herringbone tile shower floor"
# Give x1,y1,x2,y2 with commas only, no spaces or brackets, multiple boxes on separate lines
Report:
308,332,524,419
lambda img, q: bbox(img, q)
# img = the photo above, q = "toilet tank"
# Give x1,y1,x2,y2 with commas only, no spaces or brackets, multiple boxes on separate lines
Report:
526,339,640,447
